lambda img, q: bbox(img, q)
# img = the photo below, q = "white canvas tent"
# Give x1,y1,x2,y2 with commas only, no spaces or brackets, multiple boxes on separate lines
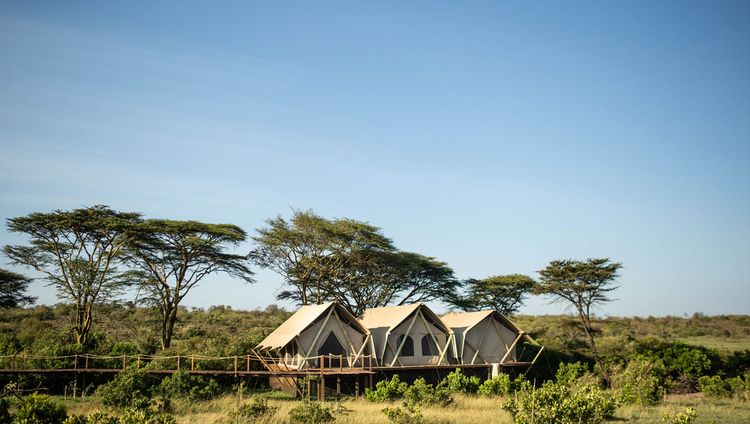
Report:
441,310,539,366
359,303,454,367
256,302,370,370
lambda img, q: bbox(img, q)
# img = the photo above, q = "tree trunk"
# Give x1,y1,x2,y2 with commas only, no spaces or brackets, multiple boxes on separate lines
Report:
161,304,179,349
577,310,610,386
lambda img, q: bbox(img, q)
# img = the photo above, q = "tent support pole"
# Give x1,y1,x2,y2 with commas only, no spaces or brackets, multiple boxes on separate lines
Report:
499,332,524,365
390,312,419,367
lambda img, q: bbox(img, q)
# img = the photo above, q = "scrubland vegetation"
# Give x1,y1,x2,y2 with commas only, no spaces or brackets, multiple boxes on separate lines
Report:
0,305,748,423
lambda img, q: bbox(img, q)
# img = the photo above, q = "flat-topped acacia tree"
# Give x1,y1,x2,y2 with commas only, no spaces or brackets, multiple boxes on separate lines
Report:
536,257,622,385
123,219,254,349
3,206,140,345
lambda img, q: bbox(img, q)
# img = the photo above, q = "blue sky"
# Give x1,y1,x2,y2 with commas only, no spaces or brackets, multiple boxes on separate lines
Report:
1,1,748,316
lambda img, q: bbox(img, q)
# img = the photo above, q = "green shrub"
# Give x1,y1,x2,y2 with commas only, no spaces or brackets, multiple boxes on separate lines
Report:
158,371,222,401
698,375,732,398
440,369,481,394
0,398,11,424
62,416,90,424
478,374,511,397
661,407,697,424
365,375,408,402
403,378,453,407
287,401,335,424
227,398,277,423
502,381,616,424
611,357,666,405
382,403,424,424
96,369,156,409
13,393,67,424
555,361,591,386
76,411,119,424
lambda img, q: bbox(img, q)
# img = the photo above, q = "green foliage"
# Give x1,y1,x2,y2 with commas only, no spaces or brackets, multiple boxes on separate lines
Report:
502,380,616,424
661,407,697,424
158,371,222,401
403,378,453,407
226,398,277,423
0,398,11,424
477,374,511,397
62,410,176,424
699,375,732,398
555,361,591,386
448,275,535,315
0,269,35,308
440,369,481,394
365,375,409,402
287,401,335,424
13,393,67,424
382,402,424,424
611,356,667,405
96,369,156,409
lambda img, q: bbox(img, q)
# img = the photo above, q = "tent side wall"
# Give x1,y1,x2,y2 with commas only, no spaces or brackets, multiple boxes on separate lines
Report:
383,314,449,366
461,315,521,364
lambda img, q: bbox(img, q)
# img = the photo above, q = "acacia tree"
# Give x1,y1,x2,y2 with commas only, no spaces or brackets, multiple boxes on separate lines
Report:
0,269,36,308
250,210,458,314
3,206,140,345
250,210,394,306
329,250,458,316
123,219,254,349
536,258,622,385
448,274,535,315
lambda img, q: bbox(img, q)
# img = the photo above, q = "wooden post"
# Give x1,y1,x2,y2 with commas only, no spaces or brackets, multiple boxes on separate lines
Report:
84,355,89,370
368,374,373,390
74,354,78,371
177,355,181,370
234,356,238,377
191,354,195,371
355,377,360,399
320,355,324,372
318,375,325,401
339,355,342,372
137,354,141,369
81,374,86,398
336,376,341,400
245,355,250,372
122,354,126,369
306,377,311,400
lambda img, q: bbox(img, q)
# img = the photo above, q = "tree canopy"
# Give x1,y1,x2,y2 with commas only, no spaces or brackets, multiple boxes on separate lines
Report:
536,257,623,384
3,205,140,345
123,219,254,349
0,269,36,308
448,274,535,315
250,210,457,315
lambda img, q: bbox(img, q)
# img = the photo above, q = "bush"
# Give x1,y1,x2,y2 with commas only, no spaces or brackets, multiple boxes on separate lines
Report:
555,361,591,386
440,369,481,394
661,407,697,424
698,375,732,398
478,374,511,397
13,393,67,424
502,381,616,424
0,398,11,424
158,371,222,401
288,401,335,424
403,378,453,407
365,375,408,402
96,369,156,409
611,357,666,405
382,403,424,424
227,398,277,423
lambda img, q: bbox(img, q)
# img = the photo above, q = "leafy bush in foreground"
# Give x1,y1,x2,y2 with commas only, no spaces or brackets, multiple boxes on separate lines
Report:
502,380,616,424
225,398,278,423
440,369,481,394
660,407,697,424
288,401,335,424
611,356,666,405
96,369,156,409
699,373,749,400
403,378,453,407
13,393,67,424
477,374,511,397
366,375,408,402
382,403,424,424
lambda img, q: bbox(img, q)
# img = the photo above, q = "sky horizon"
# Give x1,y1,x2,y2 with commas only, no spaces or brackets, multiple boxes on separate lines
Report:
1,1,749,317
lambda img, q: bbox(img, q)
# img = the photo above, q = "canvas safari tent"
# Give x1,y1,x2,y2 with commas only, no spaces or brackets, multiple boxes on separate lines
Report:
256,302,370,370
359,303,454,367
440,310,541,367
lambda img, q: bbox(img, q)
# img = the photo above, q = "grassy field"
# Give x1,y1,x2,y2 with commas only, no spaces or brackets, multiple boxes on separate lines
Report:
58,393,750,424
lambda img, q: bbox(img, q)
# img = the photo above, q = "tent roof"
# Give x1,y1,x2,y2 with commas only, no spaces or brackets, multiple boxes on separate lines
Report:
441,310,539,345
359,303,451,334
257,302,367,349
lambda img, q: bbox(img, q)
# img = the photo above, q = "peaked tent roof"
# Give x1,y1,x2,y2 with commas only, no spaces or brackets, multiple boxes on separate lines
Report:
257,302,367,350
441,310,539,345
359,303,451,334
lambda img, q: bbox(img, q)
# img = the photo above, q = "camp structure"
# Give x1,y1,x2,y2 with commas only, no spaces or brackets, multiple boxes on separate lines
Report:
359,303,454,367
255,302,371,370
440,310,542,369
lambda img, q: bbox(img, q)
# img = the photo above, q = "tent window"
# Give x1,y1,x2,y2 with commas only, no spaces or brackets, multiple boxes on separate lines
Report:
318,331,346,356
396,334,414,357
421,335,438,356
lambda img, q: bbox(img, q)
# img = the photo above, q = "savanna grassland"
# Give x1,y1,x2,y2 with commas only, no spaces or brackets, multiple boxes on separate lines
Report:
1,304,749,423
